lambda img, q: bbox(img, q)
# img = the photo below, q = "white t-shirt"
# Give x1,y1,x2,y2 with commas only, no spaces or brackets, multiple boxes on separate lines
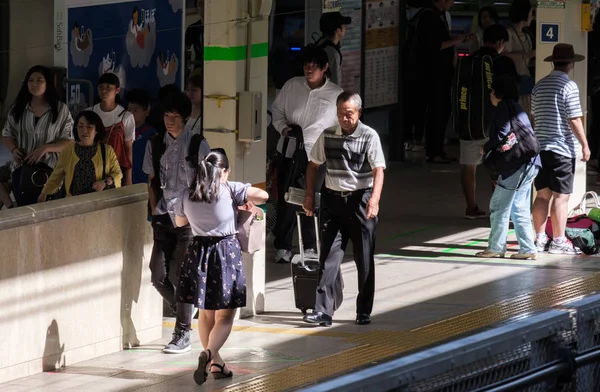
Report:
90,104,136,141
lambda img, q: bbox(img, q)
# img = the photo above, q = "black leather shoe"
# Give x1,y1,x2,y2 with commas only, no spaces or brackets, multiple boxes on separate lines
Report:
303,312,332,327
356,314,371,325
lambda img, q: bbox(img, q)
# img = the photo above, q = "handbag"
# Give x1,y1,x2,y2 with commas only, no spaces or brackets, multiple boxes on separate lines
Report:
226,183,265,254
483,102,540,175
19,163,53,195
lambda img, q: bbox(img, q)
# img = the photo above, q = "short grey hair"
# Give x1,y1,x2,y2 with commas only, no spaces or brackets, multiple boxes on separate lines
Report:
336,91,362,110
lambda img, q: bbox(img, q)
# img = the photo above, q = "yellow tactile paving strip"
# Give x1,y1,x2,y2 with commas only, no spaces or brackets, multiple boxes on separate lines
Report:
213,272,600,392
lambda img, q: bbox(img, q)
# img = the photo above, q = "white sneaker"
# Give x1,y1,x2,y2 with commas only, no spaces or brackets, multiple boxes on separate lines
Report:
275,249,292,263
304,248,319,261
549,240,582,255
535,235,549,253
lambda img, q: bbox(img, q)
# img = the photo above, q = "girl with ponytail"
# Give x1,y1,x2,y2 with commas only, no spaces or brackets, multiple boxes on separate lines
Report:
173,149,268,385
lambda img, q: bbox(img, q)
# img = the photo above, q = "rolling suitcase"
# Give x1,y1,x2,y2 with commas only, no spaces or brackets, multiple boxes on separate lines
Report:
290,211,321,315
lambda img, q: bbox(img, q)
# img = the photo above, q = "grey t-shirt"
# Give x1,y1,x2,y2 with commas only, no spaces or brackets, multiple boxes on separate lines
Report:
175,181,250,237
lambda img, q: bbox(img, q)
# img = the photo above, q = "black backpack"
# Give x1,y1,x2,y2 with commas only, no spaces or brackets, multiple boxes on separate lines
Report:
453,53,498,141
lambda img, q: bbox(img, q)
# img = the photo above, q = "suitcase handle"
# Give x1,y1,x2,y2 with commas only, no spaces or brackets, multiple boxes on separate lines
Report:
296,210,320,268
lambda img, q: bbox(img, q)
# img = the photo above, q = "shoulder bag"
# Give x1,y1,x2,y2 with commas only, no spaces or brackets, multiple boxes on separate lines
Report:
483,102,539,176
227,182,265,254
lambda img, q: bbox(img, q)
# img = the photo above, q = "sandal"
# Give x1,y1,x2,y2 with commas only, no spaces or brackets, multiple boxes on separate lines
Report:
194,349,212,385
211,363,233,379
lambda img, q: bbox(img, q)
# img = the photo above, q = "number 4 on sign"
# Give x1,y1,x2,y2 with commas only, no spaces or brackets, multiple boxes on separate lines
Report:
540,23,559,43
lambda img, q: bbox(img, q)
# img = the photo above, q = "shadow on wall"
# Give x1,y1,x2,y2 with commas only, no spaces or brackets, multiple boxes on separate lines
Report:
43,319,65,372
120,207,145,348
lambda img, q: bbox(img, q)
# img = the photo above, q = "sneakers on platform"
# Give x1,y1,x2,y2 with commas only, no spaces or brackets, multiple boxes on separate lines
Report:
535,234,549,253
275,249,292,263
163,330,191,354
549,239,582,255
465,206,487,220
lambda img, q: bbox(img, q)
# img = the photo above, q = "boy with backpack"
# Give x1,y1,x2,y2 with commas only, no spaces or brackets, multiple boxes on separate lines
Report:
318,11,352,86
454,24,519,219
89,72,136,185
142,91,210,354
126,88,157,185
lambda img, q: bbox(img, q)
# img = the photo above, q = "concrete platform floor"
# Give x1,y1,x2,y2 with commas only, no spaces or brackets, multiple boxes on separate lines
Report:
4,145,600,391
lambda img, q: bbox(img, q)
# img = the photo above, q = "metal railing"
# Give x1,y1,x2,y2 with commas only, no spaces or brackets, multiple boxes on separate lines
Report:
299,293,600,392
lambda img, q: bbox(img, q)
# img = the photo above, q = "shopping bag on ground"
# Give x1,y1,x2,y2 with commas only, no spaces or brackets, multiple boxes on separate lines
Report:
565,227,598,255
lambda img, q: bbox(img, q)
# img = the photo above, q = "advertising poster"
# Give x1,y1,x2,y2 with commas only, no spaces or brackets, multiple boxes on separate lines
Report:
340,0,362,93
66,0,184,114
364,0,399,108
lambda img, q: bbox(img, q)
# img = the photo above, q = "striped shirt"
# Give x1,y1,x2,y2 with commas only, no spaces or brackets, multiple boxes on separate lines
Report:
2,102,74,170
310,122,386,192
531,70,583,158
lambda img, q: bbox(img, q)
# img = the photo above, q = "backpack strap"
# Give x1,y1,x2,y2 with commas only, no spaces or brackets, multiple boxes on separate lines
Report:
149,132,166,197
320,40,343,65
186,133,205,169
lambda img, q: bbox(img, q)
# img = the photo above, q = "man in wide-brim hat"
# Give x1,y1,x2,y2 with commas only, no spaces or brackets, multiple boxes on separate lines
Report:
543,43,586,63
532,43,589,256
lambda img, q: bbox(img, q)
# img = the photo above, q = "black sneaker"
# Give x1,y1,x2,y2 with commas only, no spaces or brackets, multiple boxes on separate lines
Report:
163,330,191,354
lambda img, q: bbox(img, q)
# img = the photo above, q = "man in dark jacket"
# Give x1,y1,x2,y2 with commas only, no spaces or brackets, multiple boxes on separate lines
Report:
456,24,519,219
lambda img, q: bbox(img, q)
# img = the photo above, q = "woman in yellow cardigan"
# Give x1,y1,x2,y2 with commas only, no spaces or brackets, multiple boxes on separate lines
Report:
38,110,122,201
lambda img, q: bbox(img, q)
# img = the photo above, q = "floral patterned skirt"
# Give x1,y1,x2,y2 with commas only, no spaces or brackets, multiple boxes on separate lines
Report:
176,235,246,310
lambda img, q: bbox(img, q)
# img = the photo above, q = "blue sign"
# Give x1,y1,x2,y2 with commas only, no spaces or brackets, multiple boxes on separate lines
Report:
67,0,184,111
540,23,560,43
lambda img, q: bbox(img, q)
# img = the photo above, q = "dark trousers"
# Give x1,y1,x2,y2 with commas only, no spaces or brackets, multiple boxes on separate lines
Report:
403,79,426,143
274,158,324,251
315,189,377,317
423,80,452,158
591,94,600,160
150,213,194,332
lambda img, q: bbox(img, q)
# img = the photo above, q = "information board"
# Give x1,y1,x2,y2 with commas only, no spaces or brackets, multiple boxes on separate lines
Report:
363,0,399,108
537,0,565,9
340,0,362,93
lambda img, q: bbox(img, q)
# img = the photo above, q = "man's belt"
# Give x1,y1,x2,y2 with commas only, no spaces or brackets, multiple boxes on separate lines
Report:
325,188,372,198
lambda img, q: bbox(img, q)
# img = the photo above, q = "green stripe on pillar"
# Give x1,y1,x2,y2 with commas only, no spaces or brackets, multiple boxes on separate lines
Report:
204,43,269,61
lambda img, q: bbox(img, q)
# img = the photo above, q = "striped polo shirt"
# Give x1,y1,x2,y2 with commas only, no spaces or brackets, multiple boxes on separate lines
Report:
310,122,386,192
531,70,583,158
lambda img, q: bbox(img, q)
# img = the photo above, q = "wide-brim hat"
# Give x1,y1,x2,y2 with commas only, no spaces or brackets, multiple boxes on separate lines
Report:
544,43,585,62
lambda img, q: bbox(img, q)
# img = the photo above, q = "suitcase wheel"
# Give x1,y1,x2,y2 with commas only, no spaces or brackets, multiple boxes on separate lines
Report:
300,308,308,315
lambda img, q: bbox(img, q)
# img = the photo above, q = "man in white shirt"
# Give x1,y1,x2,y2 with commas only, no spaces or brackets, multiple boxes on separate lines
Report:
271,46,343,263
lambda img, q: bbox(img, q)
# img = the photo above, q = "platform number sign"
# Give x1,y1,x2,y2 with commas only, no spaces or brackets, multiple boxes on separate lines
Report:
540,23,560,43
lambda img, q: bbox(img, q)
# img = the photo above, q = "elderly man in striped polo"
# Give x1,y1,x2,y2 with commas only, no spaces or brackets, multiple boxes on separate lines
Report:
531,43,590,255
302,91,386,326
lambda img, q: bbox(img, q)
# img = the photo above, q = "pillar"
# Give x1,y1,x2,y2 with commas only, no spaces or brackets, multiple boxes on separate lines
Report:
203,0,272,317
535,1,589,211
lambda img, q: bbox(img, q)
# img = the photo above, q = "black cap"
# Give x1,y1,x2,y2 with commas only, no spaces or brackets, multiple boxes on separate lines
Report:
319,12,352,33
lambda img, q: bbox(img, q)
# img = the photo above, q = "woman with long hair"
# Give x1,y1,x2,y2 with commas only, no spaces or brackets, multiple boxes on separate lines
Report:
38,110,122,201
477,77,541,260
174,150,268,385
469,6,500,53
504,0,536,115
2,65,74,206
